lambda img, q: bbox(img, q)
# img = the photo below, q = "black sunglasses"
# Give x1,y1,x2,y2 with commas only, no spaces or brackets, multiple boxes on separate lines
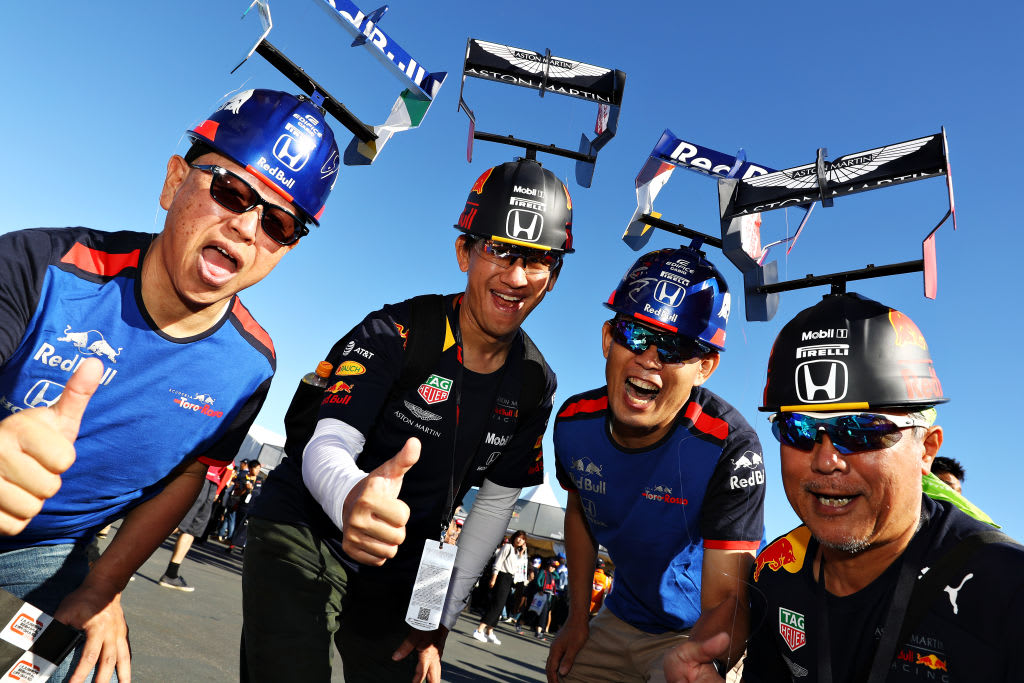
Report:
608,318,711,364
189,164,308,246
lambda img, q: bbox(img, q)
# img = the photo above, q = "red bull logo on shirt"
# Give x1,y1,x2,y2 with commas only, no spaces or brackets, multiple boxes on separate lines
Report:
754,526,811,582
915,653,947,671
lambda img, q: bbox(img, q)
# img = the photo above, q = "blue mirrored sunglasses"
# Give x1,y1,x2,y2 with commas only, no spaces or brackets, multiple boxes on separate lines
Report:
769,412,930,454
608,318,711,364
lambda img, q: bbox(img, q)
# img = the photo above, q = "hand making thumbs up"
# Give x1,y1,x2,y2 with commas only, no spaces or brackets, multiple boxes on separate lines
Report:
0,358,104,535
342,437,422,566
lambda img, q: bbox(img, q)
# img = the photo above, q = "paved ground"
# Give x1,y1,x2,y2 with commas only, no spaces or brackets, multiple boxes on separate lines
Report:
106,529,551,682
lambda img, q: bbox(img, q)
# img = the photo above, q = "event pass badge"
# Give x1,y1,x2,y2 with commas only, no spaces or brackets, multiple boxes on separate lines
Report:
405,540,457,631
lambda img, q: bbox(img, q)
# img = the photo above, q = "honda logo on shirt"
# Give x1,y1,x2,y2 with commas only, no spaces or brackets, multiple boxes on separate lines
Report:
273,135,310,171
25,380,64,408
795,360,848,403
505,209,543,242
653,280,685,308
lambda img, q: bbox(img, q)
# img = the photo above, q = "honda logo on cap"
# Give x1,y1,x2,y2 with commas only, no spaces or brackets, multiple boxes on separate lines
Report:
506,209,543,242
795,360,848,403
273,135,310,172
653,280,685,308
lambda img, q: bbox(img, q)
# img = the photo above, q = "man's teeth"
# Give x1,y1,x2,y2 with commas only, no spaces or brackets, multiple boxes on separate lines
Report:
495,292,520,303
626,378,658,395
215,246,236,264
817,495,853,507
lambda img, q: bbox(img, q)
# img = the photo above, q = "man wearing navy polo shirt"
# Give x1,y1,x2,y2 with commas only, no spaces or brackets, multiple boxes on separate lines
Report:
546,246,764,683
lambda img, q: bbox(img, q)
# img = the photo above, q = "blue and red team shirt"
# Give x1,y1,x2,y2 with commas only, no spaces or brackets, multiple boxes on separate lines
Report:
0,228,275,549
554,385,765,633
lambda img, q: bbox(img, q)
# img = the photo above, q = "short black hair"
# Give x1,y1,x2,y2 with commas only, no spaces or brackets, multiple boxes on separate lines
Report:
932,456,965,483
184,140,217,164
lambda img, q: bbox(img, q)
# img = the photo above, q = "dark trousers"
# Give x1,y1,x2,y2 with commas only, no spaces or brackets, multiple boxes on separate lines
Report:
481,571,515,628
240,517,418,683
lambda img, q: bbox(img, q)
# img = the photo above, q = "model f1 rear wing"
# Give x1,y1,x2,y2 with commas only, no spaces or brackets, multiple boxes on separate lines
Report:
458,38,625,187
623,129,777,251
234,0,446,166
719,129,956,321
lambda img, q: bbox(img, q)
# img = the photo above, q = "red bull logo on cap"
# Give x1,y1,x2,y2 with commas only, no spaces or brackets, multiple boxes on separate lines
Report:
470,168,494,195
888,310,928,351
754,526,811,582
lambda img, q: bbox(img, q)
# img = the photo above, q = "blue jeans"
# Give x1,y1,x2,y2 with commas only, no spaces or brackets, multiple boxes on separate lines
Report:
0,541,110,682
218,510,237,539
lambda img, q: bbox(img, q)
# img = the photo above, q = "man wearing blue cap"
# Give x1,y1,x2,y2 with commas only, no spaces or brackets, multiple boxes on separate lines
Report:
0,89,339,683
546,246,764,683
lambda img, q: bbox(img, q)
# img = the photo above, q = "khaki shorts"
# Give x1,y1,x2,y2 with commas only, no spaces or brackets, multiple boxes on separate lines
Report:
561,608,691,683
560,609,746,683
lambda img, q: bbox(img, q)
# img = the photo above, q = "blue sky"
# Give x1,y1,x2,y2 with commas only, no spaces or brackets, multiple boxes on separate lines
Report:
1,1,1021,542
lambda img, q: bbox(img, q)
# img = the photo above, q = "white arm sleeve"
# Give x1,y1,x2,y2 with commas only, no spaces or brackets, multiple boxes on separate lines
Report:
440,479,521,630
301,417,368,532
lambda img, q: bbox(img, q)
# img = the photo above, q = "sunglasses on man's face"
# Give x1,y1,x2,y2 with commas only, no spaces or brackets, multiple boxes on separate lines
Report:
608,318,711,364
476,240,561,274
769,411,931,455
189,164,308,246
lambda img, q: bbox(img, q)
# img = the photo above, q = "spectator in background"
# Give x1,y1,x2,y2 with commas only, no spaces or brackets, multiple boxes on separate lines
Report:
159,461,235,592
590,559,612,616
473,530,528,645
931,455,965,494
225,461,262,554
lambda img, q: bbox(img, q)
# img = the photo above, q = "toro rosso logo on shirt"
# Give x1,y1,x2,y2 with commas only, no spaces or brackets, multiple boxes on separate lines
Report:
169,388,223,418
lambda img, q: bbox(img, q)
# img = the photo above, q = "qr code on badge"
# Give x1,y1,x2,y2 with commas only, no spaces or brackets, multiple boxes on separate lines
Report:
417,607,431,621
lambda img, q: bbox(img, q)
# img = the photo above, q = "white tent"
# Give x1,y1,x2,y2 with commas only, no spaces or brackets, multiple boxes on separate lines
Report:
235,424,286,469
456,473,567,541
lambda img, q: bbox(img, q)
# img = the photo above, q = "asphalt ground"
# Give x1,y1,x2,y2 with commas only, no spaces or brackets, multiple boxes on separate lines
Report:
101,528,551,682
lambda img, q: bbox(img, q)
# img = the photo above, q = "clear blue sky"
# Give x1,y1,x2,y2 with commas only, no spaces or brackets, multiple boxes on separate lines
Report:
1,1,1021,541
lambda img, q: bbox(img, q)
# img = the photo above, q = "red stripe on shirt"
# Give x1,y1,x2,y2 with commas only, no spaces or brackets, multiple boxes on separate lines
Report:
683,401,729,440
704,539,761,551
558,396,608,419
231,298,275,359
60,242,140,277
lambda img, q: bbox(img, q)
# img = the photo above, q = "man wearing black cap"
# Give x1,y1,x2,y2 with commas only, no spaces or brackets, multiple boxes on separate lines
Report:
666,293,1024,683
242,158,573,683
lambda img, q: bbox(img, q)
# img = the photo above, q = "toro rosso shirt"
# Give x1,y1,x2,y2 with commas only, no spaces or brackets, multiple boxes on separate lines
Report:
255,294,553,585
554,385,764,633
0,228,274,549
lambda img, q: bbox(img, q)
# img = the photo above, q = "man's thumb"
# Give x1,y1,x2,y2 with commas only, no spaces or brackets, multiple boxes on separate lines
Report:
375,437,421,483
51,358,103,441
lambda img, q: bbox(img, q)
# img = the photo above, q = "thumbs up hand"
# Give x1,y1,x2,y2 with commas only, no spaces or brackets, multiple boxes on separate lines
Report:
342,437,421,566
0,358,103,535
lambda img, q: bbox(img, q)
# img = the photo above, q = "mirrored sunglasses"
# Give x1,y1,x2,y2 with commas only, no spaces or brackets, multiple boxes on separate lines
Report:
608,318,711,364
190,164,308,246
769,411,931,455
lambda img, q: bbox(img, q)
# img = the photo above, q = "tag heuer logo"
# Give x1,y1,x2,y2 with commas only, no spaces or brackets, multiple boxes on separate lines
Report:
417,374,453,405
779,608,806,652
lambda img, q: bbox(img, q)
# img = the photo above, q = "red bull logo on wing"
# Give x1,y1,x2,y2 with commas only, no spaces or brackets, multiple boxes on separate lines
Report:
754,526,811,582
888,310,928,351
